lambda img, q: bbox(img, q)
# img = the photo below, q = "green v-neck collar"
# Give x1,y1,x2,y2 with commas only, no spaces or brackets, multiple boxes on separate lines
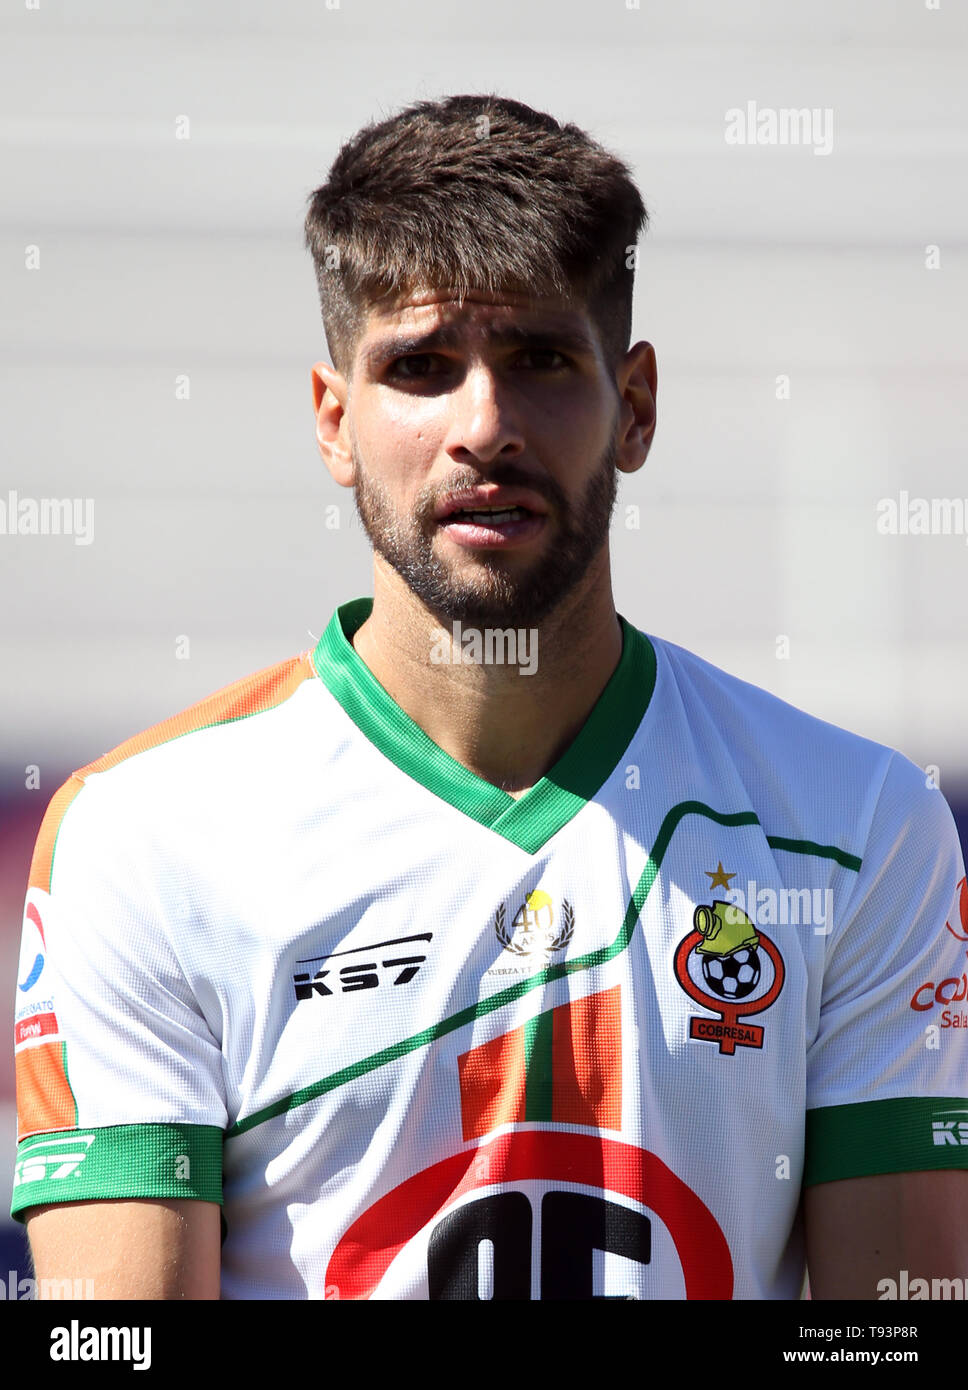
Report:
311,598,656,855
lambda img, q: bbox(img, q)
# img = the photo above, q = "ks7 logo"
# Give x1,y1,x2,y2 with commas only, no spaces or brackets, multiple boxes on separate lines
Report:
293,931,432,1002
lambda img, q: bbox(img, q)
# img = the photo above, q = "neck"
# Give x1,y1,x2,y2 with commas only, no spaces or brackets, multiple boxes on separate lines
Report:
350,556,624,796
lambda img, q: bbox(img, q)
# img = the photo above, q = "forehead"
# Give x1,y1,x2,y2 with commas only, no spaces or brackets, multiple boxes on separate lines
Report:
356,287,601,365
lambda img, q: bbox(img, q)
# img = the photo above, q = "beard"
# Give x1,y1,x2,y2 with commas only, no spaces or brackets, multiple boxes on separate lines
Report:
352,433,619,630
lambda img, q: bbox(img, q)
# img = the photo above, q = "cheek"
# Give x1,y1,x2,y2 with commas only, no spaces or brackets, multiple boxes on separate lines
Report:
356,401,440,477
353,415,445,527
530,388,610,452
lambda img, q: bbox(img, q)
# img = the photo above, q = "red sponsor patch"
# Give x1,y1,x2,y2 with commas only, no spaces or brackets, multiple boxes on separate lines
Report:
325,1130,733,1300
910,973,968,1012
946,876,968,942
15,1012,60,1047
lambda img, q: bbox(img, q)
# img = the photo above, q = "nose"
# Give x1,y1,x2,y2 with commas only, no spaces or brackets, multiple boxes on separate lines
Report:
443,361,526,469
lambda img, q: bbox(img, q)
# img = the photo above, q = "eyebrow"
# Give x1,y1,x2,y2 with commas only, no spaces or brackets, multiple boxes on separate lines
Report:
361,322,598,371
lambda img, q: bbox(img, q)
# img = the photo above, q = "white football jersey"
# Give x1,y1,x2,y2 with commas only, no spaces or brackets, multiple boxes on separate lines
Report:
12,598,968,1299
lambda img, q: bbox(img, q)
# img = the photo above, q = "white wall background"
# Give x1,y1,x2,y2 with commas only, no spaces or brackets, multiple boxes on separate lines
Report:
1,0,966,777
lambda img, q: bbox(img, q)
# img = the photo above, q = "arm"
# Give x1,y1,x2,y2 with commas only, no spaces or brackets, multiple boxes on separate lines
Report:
805,1169,968,1299
26,1198,221,1300
13,778,228,1293
802,759,968,1296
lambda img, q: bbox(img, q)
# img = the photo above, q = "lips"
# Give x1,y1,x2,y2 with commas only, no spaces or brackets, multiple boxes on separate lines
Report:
435,495,548,550
434,486,549,522
444,505,532,525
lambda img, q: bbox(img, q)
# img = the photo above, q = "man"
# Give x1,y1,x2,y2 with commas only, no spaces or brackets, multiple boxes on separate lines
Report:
14,94,968,1300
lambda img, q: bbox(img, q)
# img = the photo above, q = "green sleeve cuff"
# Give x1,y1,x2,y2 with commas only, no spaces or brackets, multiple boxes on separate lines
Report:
805,1096,968,1186
11,1122,223,1219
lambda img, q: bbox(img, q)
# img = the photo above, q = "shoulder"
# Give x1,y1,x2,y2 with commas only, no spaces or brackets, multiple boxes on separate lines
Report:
646,630,886,760
640,629,949,856
29,650,318,893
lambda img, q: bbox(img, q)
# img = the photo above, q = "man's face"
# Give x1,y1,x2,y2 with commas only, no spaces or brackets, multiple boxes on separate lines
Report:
333,288,638,628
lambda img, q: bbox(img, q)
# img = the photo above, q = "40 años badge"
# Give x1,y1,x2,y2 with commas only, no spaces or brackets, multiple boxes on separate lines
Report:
496,889,575,957
674,900,785,1055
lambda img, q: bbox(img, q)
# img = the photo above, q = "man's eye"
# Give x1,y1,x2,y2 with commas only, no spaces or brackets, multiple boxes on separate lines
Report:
517,349,569,370
386,349,570,381
388,354,442,379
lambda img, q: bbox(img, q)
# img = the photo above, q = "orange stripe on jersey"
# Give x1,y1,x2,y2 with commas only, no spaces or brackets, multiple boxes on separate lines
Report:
17,1043,77,1138
458,987,623,1141
458,1025,527,1141
28,777,86,897
551,985,622,1129
28,651,315,892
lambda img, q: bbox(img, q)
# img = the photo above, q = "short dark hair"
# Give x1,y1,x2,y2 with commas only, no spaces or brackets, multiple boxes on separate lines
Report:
304,93,648,378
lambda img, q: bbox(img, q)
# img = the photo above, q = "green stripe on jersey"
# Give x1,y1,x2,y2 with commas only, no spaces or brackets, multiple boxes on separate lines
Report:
804,1097,968,1186
229,800,862,1137
312,598,657,854
11,1123,223,1219
524,1009,555,1122
767,835,861,873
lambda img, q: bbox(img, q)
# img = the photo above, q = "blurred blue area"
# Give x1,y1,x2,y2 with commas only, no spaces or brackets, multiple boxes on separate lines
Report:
0,1223,29,1292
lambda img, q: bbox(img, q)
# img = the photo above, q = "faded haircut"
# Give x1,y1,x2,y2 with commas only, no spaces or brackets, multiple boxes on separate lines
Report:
303,93,648,378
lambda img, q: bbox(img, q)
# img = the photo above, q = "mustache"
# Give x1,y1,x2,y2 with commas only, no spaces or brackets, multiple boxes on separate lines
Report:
418,463,568,516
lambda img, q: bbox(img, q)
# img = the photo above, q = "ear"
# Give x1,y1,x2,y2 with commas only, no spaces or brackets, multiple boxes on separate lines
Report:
614,340,657,476
311,360,356,488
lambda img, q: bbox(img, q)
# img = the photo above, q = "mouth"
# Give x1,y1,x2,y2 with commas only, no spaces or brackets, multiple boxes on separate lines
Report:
434,487,550,549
